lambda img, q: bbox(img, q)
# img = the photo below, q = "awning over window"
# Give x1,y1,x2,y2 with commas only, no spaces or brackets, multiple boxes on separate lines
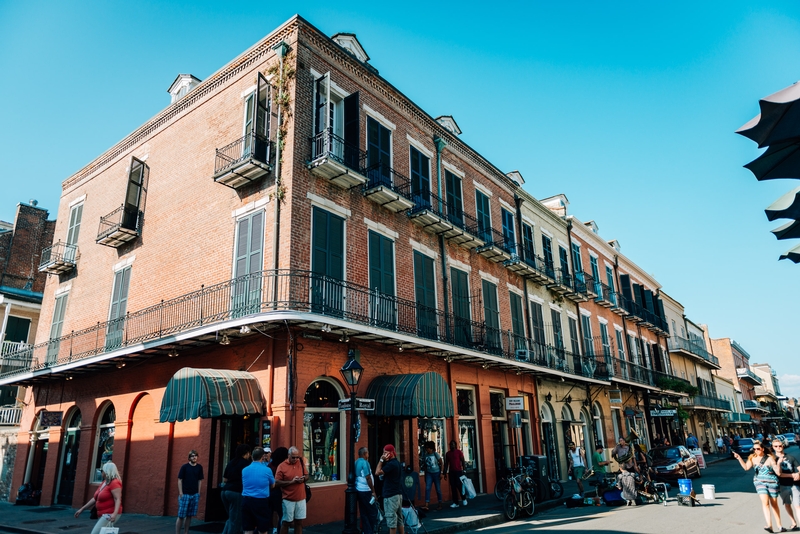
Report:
159,367,265,423
365,372,453,418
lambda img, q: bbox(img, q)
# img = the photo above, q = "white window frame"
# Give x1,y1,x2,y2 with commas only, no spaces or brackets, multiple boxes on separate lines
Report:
91,403,115,484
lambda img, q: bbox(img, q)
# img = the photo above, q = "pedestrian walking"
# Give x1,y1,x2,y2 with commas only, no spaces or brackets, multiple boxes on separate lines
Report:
734,439,784,533
686,433,699,449
717,436,725,454
74,462,123,534
176,450,204,534
773,438,800,531
444,440,467,508
269,447,289,534
375,444,404,534
221,444,252,534
242,446,276,534
724,435,732,454
275,446,308,534
567,442,587,496
421,440,443,510
355,447,378,534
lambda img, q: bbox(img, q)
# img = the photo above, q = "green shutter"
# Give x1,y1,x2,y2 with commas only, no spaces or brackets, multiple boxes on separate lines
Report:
311,207,345,316
476,191,491,241
106,267,131,349
510,292,525,350
445,171,463,224
47,294,69,362
451,268,471,346
414,251,437,340
482,280,500,352
233,211,264,316
369,231,396,328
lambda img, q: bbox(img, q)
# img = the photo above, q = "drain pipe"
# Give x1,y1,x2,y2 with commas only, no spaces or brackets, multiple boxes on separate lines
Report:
271,41,289,305
434,137,451,334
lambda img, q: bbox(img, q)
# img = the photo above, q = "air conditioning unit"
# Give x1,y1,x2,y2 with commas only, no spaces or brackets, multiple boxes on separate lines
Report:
515,349,531,362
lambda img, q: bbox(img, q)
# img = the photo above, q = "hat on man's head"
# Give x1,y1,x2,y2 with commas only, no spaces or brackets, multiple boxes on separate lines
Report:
264,447,272,453
384,444,396,454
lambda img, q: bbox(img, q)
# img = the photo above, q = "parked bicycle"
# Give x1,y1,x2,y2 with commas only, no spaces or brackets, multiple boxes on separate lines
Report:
495,465,563,502
503,471,535,520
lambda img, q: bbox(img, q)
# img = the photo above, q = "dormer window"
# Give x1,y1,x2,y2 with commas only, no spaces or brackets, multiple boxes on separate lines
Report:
167,74,201,104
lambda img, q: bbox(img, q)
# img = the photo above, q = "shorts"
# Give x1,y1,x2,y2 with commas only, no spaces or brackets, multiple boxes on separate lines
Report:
242,496,271,532
780,485,800,505
573,467,585,480
383,494,402,528
282,499,307,522
755,477,780,498
178,493,200,518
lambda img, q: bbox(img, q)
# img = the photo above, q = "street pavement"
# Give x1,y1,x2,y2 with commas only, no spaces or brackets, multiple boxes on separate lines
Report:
0,450,766,534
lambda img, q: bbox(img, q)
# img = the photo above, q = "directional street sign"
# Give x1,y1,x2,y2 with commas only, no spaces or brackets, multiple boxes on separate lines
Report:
338,398,376,411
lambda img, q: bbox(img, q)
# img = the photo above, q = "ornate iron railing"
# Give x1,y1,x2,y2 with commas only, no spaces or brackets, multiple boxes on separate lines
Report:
476,226,516,257
97,205,143,242
667,336,719,366
364,165,413,201
0,406,21,426
680,396,732,411
309,129,366,173
214,131,271,176
39,241,78,269
609,356,654,386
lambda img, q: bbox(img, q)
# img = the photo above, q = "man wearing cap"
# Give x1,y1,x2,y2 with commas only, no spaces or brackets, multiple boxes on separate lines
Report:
375,445,404,534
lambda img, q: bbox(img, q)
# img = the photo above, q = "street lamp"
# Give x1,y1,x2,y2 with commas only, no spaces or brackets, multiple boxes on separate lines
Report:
340,350,363,534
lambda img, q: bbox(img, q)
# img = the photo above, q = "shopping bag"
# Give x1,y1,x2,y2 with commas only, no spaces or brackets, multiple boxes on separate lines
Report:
402,506,420,534
460,475,476,499
99,527,119,534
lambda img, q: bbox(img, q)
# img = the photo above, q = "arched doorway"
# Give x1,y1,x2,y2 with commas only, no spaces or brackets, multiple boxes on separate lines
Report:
55,408,81,505
91,403,115,484
25,412,50,497
540,402,559,480
303,378,344,483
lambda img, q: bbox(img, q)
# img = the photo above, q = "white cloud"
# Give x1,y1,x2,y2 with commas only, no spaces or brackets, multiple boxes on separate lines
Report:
778,374,800,398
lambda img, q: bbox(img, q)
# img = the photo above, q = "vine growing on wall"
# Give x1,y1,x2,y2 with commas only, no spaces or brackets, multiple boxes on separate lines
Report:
266,51,296,204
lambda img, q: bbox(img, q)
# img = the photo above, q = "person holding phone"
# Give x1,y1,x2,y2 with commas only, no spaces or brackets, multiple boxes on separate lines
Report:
375,444,404,534
734,439,784,533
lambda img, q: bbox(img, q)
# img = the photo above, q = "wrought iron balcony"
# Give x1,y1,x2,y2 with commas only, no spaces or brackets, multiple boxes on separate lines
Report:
546,268,574,296
680,395,732,411
362,165,415,213
667,337,720,367
608,356,654,387
593,281,616,308
743,399,769,412
0,269,613,385
0,406,21,426
213,131,272,188
96,205,143,247
737,367,763,385
475,226,516,263
308,129,367,189
727,412,751,422
38,241,78,274
443,210,486,250
505,251,551,284
407,189,457,235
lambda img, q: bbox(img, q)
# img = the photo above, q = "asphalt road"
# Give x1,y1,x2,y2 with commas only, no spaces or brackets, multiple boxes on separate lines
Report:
476,453,798,534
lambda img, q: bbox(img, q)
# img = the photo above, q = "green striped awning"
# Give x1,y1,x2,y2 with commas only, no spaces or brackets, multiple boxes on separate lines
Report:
159,367,265,423
365,372,453,418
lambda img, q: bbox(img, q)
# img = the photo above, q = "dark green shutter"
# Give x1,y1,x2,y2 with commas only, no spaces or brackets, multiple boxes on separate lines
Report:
367,117,391,184
5,317,30,343
343,92,360,170
476,191,491,241
451,268,471,346
502,209,515,254
509,292,525,350
123,157,148,231
414,251,437,340
522,223,535,260
482,280,500,352
445,171,463,225
369,231,396,328
254,73,271,162
410,147,430,207
542,235,554,277
106,267,131,349
311,207,345,316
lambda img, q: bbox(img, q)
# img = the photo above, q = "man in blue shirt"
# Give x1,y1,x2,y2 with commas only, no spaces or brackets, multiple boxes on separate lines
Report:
686,433,699,449
242,447,276,534
355,447,378,534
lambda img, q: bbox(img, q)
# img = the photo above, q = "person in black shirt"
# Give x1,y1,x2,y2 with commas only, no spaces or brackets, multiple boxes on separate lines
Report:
176,450,204,534
773,438,800,530
375,444,404,534
221,444,252,534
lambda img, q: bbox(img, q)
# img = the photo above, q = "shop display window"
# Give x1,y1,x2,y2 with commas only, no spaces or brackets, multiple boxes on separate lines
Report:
92,404,115,483
303,379,343,483
417,418,445,472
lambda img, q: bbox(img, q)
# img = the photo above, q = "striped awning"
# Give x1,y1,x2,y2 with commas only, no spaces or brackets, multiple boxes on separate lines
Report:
365,372,453,418
159,367,265,423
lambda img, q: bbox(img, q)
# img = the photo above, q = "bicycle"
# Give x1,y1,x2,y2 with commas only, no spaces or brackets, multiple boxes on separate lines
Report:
503,472,535,520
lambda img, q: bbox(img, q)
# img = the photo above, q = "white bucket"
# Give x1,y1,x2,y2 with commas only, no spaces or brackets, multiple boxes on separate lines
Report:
702,484,716,500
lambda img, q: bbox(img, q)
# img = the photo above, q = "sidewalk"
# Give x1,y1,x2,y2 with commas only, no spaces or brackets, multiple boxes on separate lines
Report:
0,457,731,534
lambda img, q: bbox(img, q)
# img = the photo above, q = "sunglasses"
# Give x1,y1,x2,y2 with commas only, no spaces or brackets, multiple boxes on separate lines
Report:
753,447,763,451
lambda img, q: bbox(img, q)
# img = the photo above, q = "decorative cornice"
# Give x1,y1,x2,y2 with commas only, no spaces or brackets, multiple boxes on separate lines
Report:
62,18,300,191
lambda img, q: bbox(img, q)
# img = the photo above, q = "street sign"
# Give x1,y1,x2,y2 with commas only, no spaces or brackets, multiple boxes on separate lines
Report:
506,396,524,411
338,398,376,411
650,409,677,417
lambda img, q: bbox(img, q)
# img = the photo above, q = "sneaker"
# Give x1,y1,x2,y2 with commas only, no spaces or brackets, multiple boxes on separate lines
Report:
462,500,467,506
450,503,459,508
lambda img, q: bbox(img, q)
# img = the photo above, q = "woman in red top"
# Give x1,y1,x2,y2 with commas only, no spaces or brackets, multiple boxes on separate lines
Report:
75,462,123,534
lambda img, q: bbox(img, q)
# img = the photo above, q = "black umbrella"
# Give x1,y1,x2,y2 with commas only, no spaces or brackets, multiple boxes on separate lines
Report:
738,81,800,148
780,243,800,263
771,219,800,240
744,139,800,181
765,187,800,221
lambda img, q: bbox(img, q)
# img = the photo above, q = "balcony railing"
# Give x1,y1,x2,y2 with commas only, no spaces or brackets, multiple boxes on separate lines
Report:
667,336,720,367
362,166,415,213
213,131,272,188
737,367,763,385
754,386,778,399
727,412,752,422
96,205,143,247
475,226,516,263
732,340,752,360
680,395,732,411
308,129,367,188
609,356,654,386
0,269,615,385
39,241,78,274
594,282,616,308
0,406,21,426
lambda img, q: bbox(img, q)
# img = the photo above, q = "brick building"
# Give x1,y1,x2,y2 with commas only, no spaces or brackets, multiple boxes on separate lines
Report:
711,338,764,436
0,16,689,523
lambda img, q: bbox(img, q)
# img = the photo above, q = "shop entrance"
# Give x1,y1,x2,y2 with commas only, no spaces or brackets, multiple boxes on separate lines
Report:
206,416,260,521
55,410,81,505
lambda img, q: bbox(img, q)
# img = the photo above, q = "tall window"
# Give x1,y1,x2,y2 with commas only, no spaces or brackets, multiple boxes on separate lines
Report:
311,207,345,316
475,191,491,242
509,293,525,350
616,330,626,361
628,334,639,365
122,157,148,232
303,379,343,483
590,256,601,295
367,117,391,185
501,209,516,254
605,266,616,305
568,317,580,356
410,146,431,208
571,243,583,278
451,268,471,347
599,323,611,357
414,251,437,340
313,73,359,167
65,203,83,262
456,388,480,487
581,315,593,357
530,301,545,357
92,404,116,483
559,246,570,281
550,309,564,353
445,171,463,226
522,223,535,261
541,235,554,276
47,293,69,363
368,231,396,328
232,211,264,316
106,267,131,350
482,280,500,352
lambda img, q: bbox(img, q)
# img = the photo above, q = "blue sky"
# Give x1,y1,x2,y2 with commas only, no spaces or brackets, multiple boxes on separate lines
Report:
1,2,799,393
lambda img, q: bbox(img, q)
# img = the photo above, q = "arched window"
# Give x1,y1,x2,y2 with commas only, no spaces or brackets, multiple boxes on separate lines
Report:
92,403,115,483
303,379,344,484
592,402,605,449
55,408,82,504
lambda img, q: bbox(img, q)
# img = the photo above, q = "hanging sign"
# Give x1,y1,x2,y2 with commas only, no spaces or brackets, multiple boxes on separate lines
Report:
505,397,524,411
650,409,677,417
40,411,63,427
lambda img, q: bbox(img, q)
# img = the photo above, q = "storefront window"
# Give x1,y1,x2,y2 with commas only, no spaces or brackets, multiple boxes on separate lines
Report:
592,402,605,449
417,418,445,472
303,379,343,483
457,389,475,417
490,392,506,418
520,394,532,456
92,404,115,483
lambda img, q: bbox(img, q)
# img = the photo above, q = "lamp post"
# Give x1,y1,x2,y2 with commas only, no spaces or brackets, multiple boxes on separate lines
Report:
340,350,363,534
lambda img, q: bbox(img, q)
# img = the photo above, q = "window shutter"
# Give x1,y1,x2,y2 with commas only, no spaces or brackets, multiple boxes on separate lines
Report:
414,251,437,339
643,289,655,313
367,117,391,184
66,204,83,246
476,192,491,240
49,295,68,341
123,157,148,231
254,73,271,163
343,92,360,169
502,209,515,253
559,246,569,278
510,293,524,337
445,171,463,223
106,267,131,348
619,274,633,303
410,147,430,206
314,72,331,136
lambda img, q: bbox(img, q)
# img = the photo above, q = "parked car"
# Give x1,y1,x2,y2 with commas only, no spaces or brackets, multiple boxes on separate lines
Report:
730,438,756,458
649,445,702,479
778,434,797,447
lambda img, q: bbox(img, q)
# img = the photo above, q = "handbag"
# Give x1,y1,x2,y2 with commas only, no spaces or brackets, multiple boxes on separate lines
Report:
98,527,119,534
302,461,311,502
90,506,98,519
459,475,476,499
